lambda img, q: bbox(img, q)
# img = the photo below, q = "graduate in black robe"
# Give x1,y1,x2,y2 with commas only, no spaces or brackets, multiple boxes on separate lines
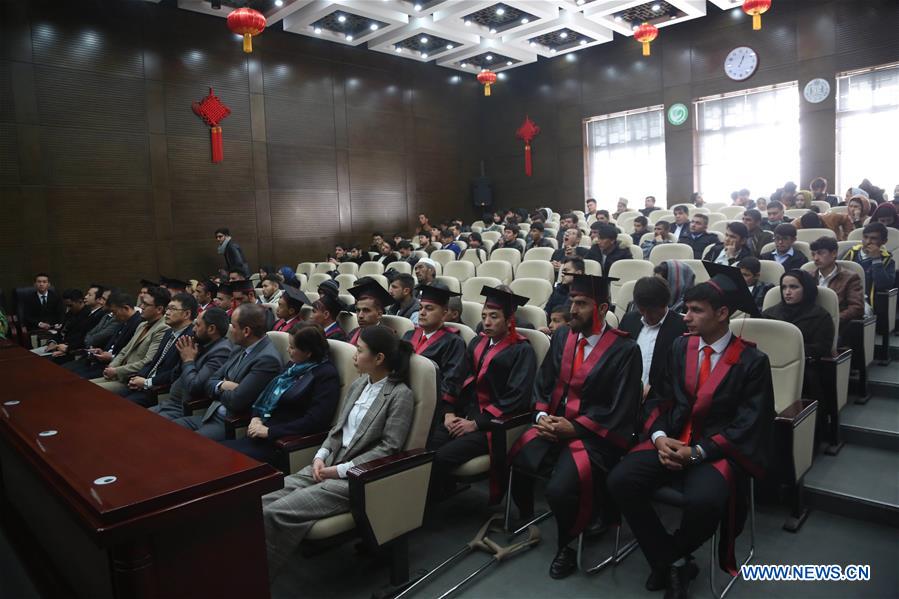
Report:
429,287,536,500
346,278,394,346
510,274,642,579
607,262,774,599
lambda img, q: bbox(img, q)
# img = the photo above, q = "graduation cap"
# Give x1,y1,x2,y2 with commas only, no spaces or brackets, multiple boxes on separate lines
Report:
418,284,460,307
349,279,394,309
216,282,233,295
139,278,158,288
229,279,256,294
199,280,219,296
481,286,529,316
282,285,310,311
159,276,188,291
567,274,616,305
701,262,761,317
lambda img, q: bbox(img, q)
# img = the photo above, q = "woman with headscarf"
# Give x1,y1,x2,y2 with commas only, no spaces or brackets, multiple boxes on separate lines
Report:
279,266,302,289
653,259,696,314
846,195,871,229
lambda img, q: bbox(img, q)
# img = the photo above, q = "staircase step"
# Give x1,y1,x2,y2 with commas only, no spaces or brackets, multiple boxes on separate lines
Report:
806,444,899,527
840,396,899,451
866,363,899,396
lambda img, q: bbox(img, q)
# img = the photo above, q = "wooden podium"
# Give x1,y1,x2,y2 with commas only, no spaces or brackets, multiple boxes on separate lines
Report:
0,345,283,598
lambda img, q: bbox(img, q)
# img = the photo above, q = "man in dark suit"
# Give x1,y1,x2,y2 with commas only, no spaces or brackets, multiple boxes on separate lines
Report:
704,222,753,266
760,223,808,272
45,285,107,363
586,223,631,275
551,228,589,271
64,292,142,379
172,303,283,440
681,214,720,259
152,307,233,420
640,196,661,217
670,205,691,241
22,272,63,332
120,293,199,407
619,277,687,403
215,227,250,278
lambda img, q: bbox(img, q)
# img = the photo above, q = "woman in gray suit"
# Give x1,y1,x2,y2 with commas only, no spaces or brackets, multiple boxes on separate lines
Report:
262,326,415,579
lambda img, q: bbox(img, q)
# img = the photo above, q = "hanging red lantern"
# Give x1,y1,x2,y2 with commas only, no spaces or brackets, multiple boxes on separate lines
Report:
477,69,497,96
227,7,266,53
515,116,540,177
742,0,771,30
633,22,658,56
192,88,231,163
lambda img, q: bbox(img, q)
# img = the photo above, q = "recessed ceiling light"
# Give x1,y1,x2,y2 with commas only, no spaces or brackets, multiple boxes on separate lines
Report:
464,20,471,26
669,15,677,20
485,54,493,60
446,43,454,49
529,41,536,47
579,39,587,45
489,28,497,34
614,15,622,22
370,23,379,31
414,3,422,10
337,14,346,23
395,46,402,52
577,0,585,5
521,17,529,24
346,34,353,41
550,48,557,53
631,24,639,30
559,31,568,38
497,72,506,79
651,3,661,12
496,7,505,15
506,60,513,66
314,27,322,34
274,0,283,7
420,36,429,43
422,53,429,59
461,62,468,67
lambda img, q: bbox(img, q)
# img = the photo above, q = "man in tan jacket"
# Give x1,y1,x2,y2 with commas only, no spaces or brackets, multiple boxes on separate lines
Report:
810,237,864,336
92,287,171,393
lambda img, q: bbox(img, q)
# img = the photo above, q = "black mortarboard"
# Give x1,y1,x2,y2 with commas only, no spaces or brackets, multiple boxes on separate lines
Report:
217,282,233,295
200,280,219,296
701,262,761,317
481,286,529,315
229,279,255,293
140,278,158,288
349,279,394,308
283,285,310,310
419,284,461,307
159,276,188,291
567,274,617,305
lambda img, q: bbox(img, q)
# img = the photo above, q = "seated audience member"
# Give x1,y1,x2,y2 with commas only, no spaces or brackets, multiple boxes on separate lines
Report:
414,258,438,288
328,245,348,265
216,282,235,315
464,233,488,264
119,292,198,407
152,307,233,420
273,286,308,333
654,260,696,314
486,211,505,233
309,285,348,342
369,232,385,255
278,266,303,289
762,200,786,232
681,214,719,259
742,209,774,256
23,272,63,332
194,280,217,315
810,177,839,207
545,257,584,318
416,233,436,255
261,327,414,580
346,278,393,345
870,203,899,229
494,224,526,257
0,306,7,341
260,276,284,307
593,210,619,232
228,269,247,282
670,205,691,240
612,198,629,220
761,224,808,271
345,246,367,267
429,286,535,499
585,198,598,219
545,302,571,336
793,209,853,242
640,220,672,259
527,222,553,250
172,303,283,440
91,287,171,393
46,285,107,362
640,195,660,217
738,257,773,313
232,279,275,330
631,215,650,246
755,197,767,212
376,241,398,266
781,181,798,207
81,287,118,353
689,192,704,207
66,292,142,379
840,222,896,307
556,213,579,246
445,295,464,324
736,188,752,207
396,240,418,267
620,276,686,401
587,223,630,275
438,230,462,258
386,273,421,325
34,288,83,355
810,237,864,335
221,323,340,467
607,264,772,599
551,228,588,270
792,189,813,210
705,222,752,266
846,196,872,231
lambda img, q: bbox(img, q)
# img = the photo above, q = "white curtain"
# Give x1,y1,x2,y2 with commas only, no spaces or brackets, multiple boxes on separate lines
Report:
694,83,799,204
836,63,899,198
584,106,666,212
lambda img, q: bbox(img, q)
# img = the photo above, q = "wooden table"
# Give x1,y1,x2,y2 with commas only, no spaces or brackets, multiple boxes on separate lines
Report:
0,350,283,598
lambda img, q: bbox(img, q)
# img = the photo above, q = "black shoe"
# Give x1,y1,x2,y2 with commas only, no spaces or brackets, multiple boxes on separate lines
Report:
549,546,578,579
664,560,699,599
645,567,669,591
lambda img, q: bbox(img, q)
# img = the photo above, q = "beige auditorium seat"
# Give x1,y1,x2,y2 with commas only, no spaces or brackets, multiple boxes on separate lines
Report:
709,219,735,234
296,262,316,278
648,210,674,225
762,285,851,454
456,240,468,253
380,314,415,339
608,259,654,305
366,274,389,290
518,223,531,235
758,260,785,286
338,311,358,335
705,202,727,212
462,277,502,302
267,330,291,362
434,275,461,294
613,280,636,322
461,300,482,330
785,208,810,219
796,228,835,243
572,210,585,221
339,293,356,308
649,243,693,266
481,230,501,245
431,249,457,269
847,225,899,252
412,250,428,261
524,247,554,262
706,212,726,225
729,318,817,532
460,248,488,267
811,200,831,214
829,205,848,214
517,304,547,330
335,273,357,293
546,237,559,250
314,262,335,274
477,260,514,285
700,244,717,260
617,233,633,247
583,259,601,276
516,260,555,286
304,291,320,305
760,240,811,260
719,206,746,219
358,261,385,277
692,206,710,214
443,260,475,282
490,247,523,270
337,262,358,276
679,259,711,283
471,220,486,230
510,278,553,308
579,237,593,249
386,261,412,275
616,212,638,233
627,245,643,260
305,273,331,293
605,310,620,329
451,322,477,345
837,240,856,257
517,328,550,365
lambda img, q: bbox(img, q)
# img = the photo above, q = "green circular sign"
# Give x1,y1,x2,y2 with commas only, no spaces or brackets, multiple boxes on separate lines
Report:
667,103,689,126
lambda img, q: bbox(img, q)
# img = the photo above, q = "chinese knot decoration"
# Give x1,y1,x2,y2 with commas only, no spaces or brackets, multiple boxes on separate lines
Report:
515,116,540,177
227,7,266,53
477,69,497,96
742,0,771,30
634,22,658,56
192,88,231,163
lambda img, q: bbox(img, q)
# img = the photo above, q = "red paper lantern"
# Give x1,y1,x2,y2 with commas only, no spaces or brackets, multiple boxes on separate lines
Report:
515,116,540,177
227,7,266,53
633,22,658,56
192,88,231,163
742,0,771,30
477,69,497,97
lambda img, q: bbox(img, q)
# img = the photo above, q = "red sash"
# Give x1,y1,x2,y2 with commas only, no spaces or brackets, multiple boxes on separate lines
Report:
275,317,298,333
348,328,361,346
411,326,456,403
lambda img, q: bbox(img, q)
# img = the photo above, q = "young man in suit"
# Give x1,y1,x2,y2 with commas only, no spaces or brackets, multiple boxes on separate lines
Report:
152,307,233,420
272,286,308,333
22,272,63,332
45,286,107,362
310,282,348,341
738,257,773,314
347,278,393,346
510,274,642,579
215,227,250,278
640,196,661,217
82,287,118,353
119,292,198,407
704,222,753,266
65,292,142,379
682,214,719,259
586,223,631,275
670,205,691,241
607,263,773,599
172,303,283,440
760,224,808,272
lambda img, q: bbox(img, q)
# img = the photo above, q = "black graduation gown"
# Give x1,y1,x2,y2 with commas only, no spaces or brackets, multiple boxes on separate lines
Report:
403,326,469,407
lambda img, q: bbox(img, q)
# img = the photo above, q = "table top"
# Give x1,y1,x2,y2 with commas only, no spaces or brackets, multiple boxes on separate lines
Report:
0,350,282,541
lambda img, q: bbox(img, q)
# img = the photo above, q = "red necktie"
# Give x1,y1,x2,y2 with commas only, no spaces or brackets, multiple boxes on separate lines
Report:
573,338,589,372
679,346,714,444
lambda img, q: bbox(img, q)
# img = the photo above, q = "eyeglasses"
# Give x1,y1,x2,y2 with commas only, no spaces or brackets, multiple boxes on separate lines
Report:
165,306,187,313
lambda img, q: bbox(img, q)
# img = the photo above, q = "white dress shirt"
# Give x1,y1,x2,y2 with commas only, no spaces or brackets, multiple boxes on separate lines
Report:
536,325,606,422
636,310,669,387
315,375,388,478
772,247,795,265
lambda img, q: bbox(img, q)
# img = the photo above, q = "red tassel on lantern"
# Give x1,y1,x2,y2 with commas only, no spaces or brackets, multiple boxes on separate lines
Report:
210,126,223,163
516,116,540,177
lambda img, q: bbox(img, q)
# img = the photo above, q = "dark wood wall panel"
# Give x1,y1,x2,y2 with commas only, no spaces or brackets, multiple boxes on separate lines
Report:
40,128,150,188
263,96,335,147
30,20,144,79
0,124,19,184
349,150,407,231
44,189,154,245
261,55,334,103
170,190,258,240
0,61,15,123
269,190,340,238
166,136,254,190
267,144,338,190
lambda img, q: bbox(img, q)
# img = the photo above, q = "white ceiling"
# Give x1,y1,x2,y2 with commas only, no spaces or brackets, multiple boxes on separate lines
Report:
174,0,746,73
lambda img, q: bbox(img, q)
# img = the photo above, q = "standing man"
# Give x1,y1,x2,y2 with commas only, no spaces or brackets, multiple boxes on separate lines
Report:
22,272,63,333
215,227,249,278
346,278,394,345
510,274,642,579
607,263,773,599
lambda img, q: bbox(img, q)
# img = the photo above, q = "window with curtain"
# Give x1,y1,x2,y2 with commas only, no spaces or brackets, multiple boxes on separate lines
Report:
836,62,899,198
694,82,799,204
584,105,666,212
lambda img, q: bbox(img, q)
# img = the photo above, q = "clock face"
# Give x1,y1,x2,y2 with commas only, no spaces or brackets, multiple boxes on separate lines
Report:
724,46,758,81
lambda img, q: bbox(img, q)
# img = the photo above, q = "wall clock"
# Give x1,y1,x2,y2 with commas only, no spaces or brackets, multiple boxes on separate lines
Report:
803,78,831,103
724,46,758,81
